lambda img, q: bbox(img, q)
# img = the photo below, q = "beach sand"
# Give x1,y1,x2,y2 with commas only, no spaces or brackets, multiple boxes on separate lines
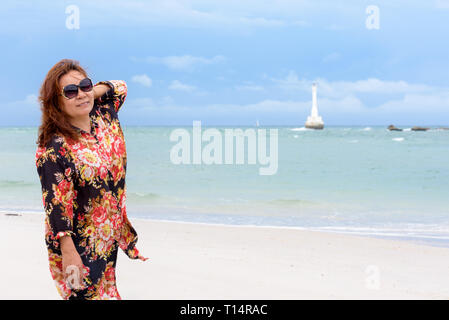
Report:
1,212,448,299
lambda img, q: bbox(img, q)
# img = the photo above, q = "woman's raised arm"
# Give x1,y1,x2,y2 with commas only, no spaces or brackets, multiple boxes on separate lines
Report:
94,80,128,113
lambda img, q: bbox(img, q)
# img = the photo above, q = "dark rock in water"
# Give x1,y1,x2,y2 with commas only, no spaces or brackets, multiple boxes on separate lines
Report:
411,126,430,131
387,125,402,131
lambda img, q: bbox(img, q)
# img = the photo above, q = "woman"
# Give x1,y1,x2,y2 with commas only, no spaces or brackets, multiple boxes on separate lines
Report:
35,59,147,300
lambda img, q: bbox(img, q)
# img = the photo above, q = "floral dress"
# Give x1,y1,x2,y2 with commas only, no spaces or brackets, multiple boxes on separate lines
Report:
35,80,146,300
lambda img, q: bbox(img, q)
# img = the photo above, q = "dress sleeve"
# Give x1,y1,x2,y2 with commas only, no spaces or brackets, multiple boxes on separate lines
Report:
118,212,147,260
119,216,139,259
94,80,127,113
36,146,77,249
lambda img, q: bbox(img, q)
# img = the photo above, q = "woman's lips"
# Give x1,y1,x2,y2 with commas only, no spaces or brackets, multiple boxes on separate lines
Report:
77,101,89,107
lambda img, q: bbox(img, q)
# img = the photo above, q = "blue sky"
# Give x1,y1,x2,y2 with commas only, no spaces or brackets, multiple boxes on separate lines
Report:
1,0,449,126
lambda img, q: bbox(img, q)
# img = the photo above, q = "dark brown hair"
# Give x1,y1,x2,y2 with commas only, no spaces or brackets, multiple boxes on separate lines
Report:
37,59,88,147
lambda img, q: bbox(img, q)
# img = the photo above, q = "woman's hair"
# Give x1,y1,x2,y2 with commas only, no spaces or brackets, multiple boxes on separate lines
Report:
37,59,88,147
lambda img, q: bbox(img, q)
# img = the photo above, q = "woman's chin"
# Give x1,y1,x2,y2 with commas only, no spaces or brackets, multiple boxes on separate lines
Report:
77,103,94,115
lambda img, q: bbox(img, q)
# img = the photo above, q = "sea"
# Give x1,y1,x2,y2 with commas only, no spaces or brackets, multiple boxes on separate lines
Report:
1,125,448,247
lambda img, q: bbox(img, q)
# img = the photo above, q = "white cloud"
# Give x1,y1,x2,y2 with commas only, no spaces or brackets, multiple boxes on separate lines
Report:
237,16,285,27
327,24,346,31
270,70,307,91
235,84,264,91
218,96,365,114
7,94,39,107
270,71,437,98
122,71,449,125
132,55,225,71
376,92,449,114
169,80,197,92
131,74,153,87
322,52,340,63
262,72,449,123
436,0,449,9
2,94,40,126
126,95,364,116
24,94,38,104
121,87,449,125
80,0,313,29
318,78,435,98
292,20,308,26
4,0,434,36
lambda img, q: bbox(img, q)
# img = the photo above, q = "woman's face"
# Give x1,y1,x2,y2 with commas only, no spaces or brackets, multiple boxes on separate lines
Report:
58,70,94,120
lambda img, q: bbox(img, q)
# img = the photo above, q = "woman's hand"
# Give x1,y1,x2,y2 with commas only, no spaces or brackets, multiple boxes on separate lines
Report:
60,235,85,290
137,254,149,261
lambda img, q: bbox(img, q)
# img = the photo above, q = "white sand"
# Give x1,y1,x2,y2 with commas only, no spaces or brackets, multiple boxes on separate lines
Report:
1,212,449,299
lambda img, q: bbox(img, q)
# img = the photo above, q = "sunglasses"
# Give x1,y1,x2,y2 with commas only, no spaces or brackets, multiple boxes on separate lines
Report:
60,78,93,99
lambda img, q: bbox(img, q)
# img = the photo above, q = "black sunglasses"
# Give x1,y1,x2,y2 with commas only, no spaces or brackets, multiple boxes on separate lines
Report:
60,78,93,99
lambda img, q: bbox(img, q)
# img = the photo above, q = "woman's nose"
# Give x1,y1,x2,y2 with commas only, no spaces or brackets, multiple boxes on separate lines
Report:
77,88,88,99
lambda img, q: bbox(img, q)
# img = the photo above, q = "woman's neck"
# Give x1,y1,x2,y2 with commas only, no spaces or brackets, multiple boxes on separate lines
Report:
70,115,91,133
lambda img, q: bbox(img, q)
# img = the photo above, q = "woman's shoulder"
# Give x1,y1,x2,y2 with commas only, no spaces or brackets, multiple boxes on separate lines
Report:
35,134,68,163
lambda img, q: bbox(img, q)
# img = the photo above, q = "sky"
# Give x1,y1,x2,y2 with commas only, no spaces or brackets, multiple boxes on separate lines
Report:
1,0,449,126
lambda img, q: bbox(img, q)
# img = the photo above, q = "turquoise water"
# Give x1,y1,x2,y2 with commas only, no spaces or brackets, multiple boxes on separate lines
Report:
1,126,448,245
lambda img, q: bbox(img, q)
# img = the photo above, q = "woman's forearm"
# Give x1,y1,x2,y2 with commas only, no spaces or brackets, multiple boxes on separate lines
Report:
60,235,77,254
59,235,84,288
93,84,110,100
